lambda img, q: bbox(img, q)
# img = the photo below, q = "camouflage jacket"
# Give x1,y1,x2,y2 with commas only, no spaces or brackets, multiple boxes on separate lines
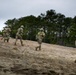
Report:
36,31,45,40
16,28,23,36
3,28,11,36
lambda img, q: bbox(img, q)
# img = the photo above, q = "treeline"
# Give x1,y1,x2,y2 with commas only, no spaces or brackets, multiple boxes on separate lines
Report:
4,9,76,47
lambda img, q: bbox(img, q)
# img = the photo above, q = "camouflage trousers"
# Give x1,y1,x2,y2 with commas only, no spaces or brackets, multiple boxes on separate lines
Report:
36,39,42,50
14,34,23,46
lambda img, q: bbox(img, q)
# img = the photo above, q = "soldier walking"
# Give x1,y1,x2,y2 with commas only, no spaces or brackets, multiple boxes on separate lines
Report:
1,27,6,40
14,25,24,46
36,28,45,50
2,26,11,42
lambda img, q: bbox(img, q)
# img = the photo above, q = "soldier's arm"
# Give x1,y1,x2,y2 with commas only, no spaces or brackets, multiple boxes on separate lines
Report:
42,32,45,37
36,32,39,40
21,29,23,34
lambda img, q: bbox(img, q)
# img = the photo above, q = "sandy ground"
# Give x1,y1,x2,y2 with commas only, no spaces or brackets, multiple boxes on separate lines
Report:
0,37,76,75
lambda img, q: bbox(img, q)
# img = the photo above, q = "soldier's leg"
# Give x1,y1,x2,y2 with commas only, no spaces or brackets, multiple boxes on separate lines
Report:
14,36,18,45
35,40,39,51
7,38,9,42
4,38,6,42
4,37,7,42
20,37,24,46
39,39,42,50
36,44,41,51
6,36,9,42
36,39,42,51
7,35,10,42
39,43,41,50
3,35,6,42
36,44,41,50
14,39,18,45
36,46,38,51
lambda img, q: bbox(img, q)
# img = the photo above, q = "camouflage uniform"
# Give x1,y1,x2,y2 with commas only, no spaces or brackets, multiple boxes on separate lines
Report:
1,27,6,40
2,26,11,42
14,25,24,46
36,28,45,50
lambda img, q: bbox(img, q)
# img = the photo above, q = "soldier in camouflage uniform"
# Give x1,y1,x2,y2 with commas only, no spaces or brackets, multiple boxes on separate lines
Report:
1,27,6,40
14,25,24,46
36,28,45,50
2,26,11,42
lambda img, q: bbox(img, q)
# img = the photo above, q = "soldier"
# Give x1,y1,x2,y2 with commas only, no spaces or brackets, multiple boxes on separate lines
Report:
14,25,24,46
36,28,45,50
1,27,6,40
2,26,11,42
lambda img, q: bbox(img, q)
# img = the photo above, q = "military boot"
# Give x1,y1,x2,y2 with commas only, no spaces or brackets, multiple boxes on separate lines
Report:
35,46,39,51
7,39,9,42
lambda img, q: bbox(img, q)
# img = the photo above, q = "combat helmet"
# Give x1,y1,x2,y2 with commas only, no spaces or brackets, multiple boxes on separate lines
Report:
20,25,24,28
40,28,44,31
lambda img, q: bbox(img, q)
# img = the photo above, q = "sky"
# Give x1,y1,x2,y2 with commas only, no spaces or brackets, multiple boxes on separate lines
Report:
0,0,76,30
